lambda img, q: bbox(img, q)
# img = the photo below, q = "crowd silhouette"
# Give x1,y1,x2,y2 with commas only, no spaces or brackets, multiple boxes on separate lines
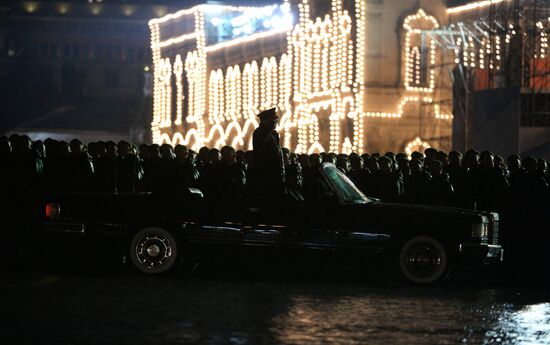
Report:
1,133,549,209
1,133,549,280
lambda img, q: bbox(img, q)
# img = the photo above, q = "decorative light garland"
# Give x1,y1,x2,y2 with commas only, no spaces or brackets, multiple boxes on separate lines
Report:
447,0,505,15
405,137,431,158
403,9,439,93
448,19,550,72
173,55,184,126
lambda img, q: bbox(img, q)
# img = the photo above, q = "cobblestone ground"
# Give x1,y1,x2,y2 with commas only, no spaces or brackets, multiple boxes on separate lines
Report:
1,264,549,345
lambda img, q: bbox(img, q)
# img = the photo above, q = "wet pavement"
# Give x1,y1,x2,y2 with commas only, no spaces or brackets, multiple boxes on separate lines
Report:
1,270,549,345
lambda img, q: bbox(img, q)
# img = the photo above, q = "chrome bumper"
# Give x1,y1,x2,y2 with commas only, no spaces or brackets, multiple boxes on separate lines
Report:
459,243,504,263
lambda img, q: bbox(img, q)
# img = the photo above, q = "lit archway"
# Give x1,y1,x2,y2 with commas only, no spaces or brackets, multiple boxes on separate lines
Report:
404,137,431,157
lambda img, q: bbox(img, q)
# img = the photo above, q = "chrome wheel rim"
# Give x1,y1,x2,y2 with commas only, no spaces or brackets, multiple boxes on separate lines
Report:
399,236,447,284
403,241,442,280
135,234,173,269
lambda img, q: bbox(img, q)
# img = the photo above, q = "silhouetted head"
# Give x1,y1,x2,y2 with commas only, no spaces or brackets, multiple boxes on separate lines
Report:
428,160,444,177
435,151,448,165
463,150,479,170
322,153,336,165
9,134,20,149
221,145,236,165
209,148,221,164
118,141,132,156
507,155,521,171
396,153,407,162
188,150,197,161
139,144,150,160
236,150,245,164
282,147,291,166
449,151,462,167
537,158,548,175
397,157,410,174
494,155,505,169
70,139,84,155
424,148,437,166
174,144,188,160
350,155,363,171
378,156,392,173
106,141,117,158
336,154,349,173
149,144,160,159
366,157,379,173
44,138,56,158
411,151,424,162
87,142,98,159
310,153,322,168
289,152,299,165
58,141,71,157
523,157,538,173
198,146,210,163
410,158,423,174
258,108,278,130
480,151,494,169
361,153,370,162
298,154,310,169
0,136,11,156
424,147,437,159
159,143,174,159
32,140,45,158
17,135,32,155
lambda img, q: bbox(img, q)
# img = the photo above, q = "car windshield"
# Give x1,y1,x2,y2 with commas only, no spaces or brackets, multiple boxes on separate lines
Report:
321,164,370,204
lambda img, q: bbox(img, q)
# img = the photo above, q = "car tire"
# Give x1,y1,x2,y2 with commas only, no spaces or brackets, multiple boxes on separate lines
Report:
398,235,448,284
129,227,179,274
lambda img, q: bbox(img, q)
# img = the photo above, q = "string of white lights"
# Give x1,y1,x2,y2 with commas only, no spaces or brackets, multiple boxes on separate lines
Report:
154,32,197,49
447,0,505,14
205,28,290,53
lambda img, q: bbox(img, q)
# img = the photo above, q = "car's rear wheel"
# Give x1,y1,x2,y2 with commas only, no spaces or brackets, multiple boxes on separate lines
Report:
129,227,178,274
399,236,448,284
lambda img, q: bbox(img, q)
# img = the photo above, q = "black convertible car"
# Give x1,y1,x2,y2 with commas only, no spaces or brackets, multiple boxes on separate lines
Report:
43,163,502,284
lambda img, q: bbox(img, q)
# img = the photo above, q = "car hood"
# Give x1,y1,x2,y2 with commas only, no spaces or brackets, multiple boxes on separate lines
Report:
368,201,486,222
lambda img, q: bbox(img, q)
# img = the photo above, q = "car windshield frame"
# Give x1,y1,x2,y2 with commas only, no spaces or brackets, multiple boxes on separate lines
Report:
319,163,371,205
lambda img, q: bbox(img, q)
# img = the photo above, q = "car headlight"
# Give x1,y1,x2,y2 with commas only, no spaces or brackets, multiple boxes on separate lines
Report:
472,221,488,238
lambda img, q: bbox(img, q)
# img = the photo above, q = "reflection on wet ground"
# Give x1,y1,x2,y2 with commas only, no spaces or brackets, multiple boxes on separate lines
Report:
0,273,549,344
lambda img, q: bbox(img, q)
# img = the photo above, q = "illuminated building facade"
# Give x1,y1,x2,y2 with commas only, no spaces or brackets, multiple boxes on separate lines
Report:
150,0,455,154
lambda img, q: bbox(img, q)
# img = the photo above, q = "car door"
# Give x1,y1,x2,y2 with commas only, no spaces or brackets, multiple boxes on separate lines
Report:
333,204,390,265
281,180,344,270
239,206,288,268
185,206,244,267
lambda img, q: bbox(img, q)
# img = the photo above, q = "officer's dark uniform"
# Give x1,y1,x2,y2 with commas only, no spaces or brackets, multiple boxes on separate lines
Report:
252,108,285,200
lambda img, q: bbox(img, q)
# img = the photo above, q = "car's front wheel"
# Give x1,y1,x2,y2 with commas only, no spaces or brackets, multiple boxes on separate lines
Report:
399,236,448,284
129,227,179,274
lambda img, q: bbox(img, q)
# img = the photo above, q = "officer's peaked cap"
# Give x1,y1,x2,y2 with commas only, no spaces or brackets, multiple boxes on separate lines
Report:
257,107,278,120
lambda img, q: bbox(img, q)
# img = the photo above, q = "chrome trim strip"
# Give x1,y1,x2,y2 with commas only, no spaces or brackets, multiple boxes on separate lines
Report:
44,222,85,234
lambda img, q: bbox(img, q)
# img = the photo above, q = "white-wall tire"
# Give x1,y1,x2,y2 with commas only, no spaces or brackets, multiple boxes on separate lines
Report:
399,236,448,284
129,227,178,274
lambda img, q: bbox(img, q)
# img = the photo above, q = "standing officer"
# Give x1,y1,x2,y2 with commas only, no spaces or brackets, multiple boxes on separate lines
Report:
252,108,285,201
